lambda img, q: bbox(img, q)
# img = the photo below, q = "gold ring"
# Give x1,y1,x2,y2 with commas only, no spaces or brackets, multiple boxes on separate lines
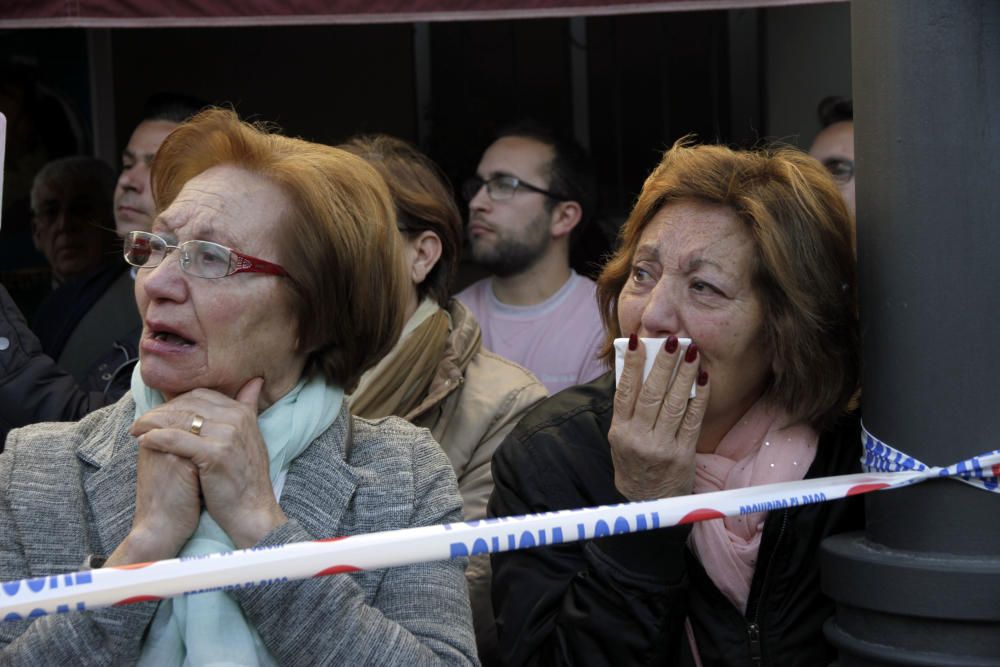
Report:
189,414,205,436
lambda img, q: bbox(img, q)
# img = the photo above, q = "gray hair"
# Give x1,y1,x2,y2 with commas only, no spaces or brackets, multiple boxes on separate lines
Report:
30,156,116,213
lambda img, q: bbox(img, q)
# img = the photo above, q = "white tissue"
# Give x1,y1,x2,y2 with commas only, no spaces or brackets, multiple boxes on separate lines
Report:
613,337,696,398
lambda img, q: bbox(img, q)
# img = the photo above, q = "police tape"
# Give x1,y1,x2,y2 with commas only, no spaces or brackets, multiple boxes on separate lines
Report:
861,427,999,490
0,425,996,621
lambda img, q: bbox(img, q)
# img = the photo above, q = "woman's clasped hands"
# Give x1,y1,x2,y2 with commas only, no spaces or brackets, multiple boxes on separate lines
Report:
109,377,286,567
608,334,710,502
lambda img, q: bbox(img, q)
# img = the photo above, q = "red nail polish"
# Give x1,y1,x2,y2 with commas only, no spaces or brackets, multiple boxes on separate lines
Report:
685,342,699,363
628,333,638,351
698,370,709,386
664,335,679,354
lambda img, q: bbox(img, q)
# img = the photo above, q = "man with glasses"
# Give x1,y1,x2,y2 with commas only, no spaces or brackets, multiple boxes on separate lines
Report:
810,96,855,219
27,156,123,383
456,123,604,394
29,156,118,288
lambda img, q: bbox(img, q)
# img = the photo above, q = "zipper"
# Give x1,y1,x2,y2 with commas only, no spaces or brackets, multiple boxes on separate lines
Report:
747,622,762,666
745,509,789,666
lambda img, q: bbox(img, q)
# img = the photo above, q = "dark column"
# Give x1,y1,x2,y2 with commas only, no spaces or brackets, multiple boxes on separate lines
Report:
822,1,1000,664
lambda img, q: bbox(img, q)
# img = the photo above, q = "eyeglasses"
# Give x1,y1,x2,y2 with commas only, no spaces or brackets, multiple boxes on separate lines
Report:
821,158,855,185
461,174,568,202
124,230,291,280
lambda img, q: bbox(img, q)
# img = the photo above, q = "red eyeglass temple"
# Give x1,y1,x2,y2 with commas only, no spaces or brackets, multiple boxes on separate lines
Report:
231,252,290,277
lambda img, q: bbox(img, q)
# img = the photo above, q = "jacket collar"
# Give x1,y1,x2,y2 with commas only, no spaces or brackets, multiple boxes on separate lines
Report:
79,397,141,559
6,401,137,575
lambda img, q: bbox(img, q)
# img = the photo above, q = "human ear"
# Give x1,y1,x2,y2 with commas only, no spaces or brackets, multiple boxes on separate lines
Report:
408,230,443,285
550,200,583,239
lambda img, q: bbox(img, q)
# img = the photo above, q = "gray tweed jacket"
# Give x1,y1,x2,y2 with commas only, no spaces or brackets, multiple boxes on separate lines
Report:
0,394,478,666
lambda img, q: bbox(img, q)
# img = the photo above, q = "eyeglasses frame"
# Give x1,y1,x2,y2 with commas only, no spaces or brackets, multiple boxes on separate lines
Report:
124,230,290,279
462,174,570,203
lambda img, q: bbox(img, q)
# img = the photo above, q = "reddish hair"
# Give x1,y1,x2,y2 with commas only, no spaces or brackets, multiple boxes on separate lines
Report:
152,109,408,391
341,134,461,307
597,139,858,430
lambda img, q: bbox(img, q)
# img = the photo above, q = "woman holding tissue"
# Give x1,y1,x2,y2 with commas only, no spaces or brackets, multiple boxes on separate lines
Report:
489,140,862,666
0,110,477,665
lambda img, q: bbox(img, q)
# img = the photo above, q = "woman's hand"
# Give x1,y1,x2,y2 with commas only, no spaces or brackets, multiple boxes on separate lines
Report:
130,377,288,549
107,445,202,566
607,335,710,501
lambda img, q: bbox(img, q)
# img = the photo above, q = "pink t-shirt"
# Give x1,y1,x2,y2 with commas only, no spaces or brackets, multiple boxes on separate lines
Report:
456,271,607,394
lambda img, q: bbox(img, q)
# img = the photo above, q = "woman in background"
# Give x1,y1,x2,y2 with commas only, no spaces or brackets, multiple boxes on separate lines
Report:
343,134,546,663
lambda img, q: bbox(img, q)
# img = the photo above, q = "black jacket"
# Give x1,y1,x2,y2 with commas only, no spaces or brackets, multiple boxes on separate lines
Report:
488,372,863,666
0,285,137,448
32,262,126,361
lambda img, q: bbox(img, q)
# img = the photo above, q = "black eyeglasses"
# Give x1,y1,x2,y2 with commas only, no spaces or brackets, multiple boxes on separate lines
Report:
821,158,855,185
461,174,569,202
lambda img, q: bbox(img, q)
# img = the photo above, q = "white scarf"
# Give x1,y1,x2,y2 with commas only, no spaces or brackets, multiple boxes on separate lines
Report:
130,363,343,667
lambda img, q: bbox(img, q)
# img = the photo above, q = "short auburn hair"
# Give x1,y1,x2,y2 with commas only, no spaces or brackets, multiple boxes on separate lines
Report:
597,139,858,430
151,108,408,391
340,134,461,307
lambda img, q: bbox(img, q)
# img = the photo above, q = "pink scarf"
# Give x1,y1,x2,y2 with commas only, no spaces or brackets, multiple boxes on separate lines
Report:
688,399,818,613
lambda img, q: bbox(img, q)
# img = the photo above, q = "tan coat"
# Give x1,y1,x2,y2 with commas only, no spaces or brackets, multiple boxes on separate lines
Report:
409,300,547,519
408,299,547,662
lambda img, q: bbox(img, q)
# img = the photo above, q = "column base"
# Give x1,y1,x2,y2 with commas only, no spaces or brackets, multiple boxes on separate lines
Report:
821,532,1000,666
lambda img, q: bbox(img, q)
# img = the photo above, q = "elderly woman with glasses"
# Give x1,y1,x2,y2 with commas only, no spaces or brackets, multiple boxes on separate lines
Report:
489,140,862,666
0,109,478,665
